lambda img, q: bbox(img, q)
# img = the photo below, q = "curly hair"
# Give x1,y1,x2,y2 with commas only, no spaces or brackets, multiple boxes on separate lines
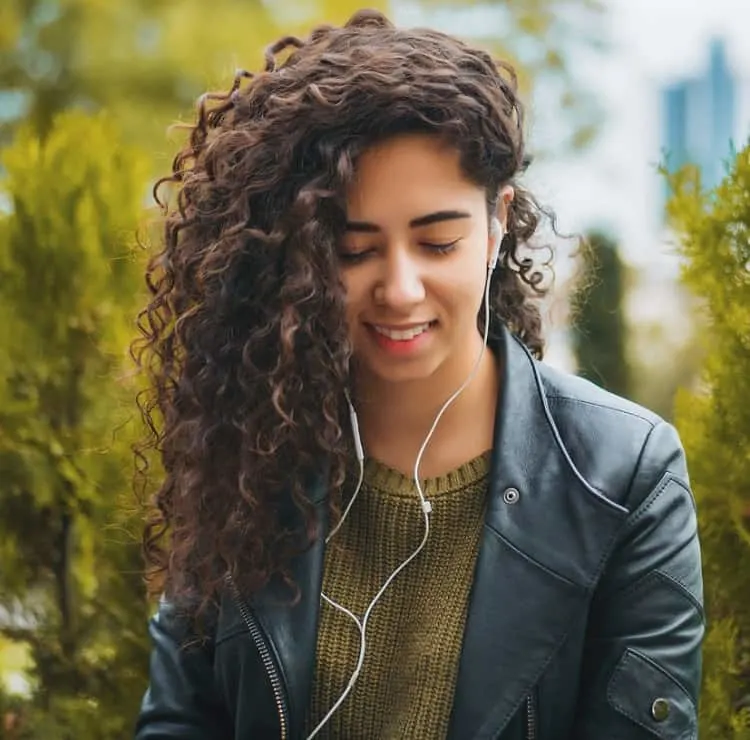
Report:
133,8,553,615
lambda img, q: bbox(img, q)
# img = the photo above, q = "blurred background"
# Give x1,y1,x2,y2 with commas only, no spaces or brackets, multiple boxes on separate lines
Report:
1,0,748,737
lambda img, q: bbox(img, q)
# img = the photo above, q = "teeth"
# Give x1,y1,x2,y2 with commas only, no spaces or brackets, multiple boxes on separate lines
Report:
373,322,432,341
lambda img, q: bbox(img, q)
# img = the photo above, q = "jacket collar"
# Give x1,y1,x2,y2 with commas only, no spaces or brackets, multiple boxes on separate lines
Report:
446,326,628,739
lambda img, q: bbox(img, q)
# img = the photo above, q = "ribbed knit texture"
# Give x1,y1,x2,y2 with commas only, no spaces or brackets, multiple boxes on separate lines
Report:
306,452,490,739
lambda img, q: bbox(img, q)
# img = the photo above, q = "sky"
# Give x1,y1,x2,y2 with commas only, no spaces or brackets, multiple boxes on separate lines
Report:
611,0,750,74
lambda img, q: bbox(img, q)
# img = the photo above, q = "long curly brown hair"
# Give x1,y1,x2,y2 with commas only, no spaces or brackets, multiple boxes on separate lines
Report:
133,9,553,614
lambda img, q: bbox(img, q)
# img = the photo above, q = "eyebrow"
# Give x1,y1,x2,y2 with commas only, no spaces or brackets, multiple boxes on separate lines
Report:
344,209,472,233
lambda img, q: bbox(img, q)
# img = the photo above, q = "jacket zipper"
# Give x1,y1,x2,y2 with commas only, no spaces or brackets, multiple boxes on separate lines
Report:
525,692,537,740
227,576,290,740
490,692,537,740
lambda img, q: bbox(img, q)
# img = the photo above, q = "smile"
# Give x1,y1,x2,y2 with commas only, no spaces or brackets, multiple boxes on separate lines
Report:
371,322,434,341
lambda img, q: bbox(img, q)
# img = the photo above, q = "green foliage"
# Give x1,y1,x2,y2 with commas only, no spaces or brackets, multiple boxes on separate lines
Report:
0,111,150,739
570,230,631,398
668,151,750,737
0,0,388,148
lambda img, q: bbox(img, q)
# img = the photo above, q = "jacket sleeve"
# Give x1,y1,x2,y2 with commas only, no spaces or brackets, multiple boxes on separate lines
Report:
572,421,705,739
134,596,232,739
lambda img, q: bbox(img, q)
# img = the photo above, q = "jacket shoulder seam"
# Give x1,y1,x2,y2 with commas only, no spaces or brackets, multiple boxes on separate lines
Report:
545,394,659,427
619,419,667,512
625,471,694,534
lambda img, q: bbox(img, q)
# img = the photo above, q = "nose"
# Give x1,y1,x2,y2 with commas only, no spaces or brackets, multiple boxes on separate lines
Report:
376,249,426,309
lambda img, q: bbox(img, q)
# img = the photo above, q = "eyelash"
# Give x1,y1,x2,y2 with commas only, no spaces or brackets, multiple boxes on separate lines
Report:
424,239,460,254
339,239,460,263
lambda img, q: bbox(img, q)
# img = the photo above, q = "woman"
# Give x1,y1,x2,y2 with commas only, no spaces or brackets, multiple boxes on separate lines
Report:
134,9,703,740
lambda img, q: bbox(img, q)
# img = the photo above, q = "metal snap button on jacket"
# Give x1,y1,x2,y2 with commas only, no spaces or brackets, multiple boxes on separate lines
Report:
502,487,520,504
651,698,670,722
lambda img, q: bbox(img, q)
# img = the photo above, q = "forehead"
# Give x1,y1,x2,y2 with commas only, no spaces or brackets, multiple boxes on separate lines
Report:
345,133,485,221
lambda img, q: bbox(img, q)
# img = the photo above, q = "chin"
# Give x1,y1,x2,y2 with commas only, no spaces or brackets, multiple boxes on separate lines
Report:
356,354,445,386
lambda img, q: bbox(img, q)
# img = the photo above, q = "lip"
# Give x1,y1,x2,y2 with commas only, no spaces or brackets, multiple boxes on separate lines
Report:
364,321,436,356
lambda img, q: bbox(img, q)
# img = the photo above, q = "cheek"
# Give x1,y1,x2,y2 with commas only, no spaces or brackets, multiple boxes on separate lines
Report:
339,271,365,317
434,262,488,315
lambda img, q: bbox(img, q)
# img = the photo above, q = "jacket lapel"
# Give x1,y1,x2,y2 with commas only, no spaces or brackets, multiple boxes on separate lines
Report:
447,329,629,739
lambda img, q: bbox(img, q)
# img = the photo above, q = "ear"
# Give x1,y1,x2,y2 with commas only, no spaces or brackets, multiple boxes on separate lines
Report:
496,185,515,231
486,185,515,265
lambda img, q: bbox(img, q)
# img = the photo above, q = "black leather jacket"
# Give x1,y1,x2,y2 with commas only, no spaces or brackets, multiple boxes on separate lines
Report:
135,328,704,739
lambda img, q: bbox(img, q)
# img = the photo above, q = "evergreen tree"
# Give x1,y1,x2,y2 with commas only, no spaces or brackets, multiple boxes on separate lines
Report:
0,111,150,738
0,0,389,147
570,230,631,398
668,153,750,737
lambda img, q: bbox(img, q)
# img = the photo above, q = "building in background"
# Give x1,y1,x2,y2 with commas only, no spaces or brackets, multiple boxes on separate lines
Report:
661,38,737,199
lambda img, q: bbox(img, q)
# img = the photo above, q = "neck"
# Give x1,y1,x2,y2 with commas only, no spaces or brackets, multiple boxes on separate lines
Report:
352,334,500,478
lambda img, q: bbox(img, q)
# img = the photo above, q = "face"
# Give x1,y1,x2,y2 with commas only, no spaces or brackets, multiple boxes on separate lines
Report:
339,133,498,389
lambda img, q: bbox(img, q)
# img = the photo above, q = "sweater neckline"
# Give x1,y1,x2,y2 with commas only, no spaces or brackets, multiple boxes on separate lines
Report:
362,450,492,498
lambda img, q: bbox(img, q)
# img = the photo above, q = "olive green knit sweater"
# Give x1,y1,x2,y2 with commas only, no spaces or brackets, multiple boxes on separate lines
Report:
307,452,490,739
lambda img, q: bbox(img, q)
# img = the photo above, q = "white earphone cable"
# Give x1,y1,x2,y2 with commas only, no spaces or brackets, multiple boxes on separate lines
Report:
306,219,502,740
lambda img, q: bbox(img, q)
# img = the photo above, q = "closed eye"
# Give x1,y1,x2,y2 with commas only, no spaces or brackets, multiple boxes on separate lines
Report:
422,239,460,254
338,249,373,264
338,238,460,264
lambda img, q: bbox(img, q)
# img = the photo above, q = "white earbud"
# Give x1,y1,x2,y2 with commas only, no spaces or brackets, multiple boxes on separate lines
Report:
345,391,364,463
488,217,504,271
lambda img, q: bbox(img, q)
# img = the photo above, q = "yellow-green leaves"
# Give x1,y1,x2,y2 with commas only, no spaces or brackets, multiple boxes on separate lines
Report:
0,112,151,737
670,145,750,738
2,111,148,334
